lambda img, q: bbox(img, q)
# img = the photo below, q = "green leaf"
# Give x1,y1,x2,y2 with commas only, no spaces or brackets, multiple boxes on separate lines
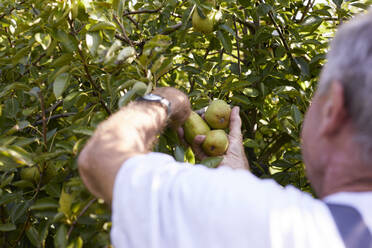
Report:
216,30,232,53
0,223,16,232
9,201,30,222
35,33,52,50
51,54,73,68
26,226,42,248
72,127,94,136
54,224,68,248
271,160,294,168
0,192,22,205
174,146,185,162
243,88,259,97
0,146,34,166
291,105,303,127
53,73,70,98
294,57,310,77
89,22,116,32
332,0,343,8
68,237,84,248
0,83,30,99
200,156,223,168
0,173,14,188
351,2,370,10
230,95,251,106
185,147,195,164
59,188,74,217
12,47,29,65
257,3,272,16
54,30,78,53
118,90,136,108
30,198,59,211
219,24,236,38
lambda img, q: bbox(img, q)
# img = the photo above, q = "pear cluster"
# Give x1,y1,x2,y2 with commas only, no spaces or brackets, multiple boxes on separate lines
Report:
192,0,220,34
184,100,231,156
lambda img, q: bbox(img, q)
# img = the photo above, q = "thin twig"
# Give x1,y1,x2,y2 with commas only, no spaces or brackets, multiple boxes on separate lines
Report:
235,18,256,34
68,17,111,115
298,0,314,24
123,8,162,16
203,48,210,60
15,53,46,81
260,1,294,62
38,91,47,148
67,198,97,239
233,15,241,76
113,14,134,47
34,113,76,125
126,15,139,29
35,99,63,121
161,22,182,35
114,34,142,46
11,212,30,248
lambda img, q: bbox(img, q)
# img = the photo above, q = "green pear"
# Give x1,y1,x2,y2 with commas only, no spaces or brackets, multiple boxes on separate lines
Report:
192,9,219,34
20,166,40,182
184,111,210,144
205,100,231,129
202,130,229,156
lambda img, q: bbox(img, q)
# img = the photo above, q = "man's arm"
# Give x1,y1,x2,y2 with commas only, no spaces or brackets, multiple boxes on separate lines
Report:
78,87,191,203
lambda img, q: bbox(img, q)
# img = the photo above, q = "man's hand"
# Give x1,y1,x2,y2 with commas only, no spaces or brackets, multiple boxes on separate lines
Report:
180,106,249,170
78,87,191,204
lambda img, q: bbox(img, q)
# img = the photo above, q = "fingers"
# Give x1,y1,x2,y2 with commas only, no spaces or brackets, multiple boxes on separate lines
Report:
191,135,207,160
177,127,188,147
177,127,184,139
229,106,242,140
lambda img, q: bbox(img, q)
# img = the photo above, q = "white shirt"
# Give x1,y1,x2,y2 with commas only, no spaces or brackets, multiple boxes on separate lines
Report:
111,152,372,248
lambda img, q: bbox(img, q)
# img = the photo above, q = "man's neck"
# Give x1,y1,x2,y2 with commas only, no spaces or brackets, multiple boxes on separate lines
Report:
321,159,372,198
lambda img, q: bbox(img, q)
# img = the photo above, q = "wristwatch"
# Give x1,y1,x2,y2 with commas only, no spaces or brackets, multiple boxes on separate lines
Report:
136,94,172,116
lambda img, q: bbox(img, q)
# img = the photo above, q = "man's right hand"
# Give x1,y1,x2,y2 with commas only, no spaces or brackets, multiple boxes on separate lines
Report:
179,106,250,170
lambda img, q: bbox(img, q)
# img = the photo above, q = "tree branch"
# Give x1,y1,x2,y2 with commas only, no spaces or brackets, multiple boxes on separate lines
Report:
34,113,76,126
126,15,139,29
297,0,314,24
38,91,47,148
235,18,256,34
260,1,294,62
161,22,182,35
123,8,162,16
67,198,97,239
15,53,46,81
68,17,111,115
113,14,134,47
233,15,241,76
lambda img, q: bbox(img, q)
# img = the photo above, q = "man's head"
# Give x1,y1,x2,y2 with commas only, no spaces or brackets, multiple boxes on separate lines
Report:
301,11,372,196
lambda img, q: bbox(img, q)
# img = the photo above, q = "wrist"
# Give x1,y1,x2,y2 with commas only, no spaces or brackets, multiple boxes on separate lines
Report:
152,87,191,127
136,94,172,117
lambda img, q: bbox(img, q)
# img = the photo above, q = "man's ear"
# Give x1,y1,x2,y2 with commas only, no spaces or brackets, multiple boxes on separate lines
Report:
320,81,347,136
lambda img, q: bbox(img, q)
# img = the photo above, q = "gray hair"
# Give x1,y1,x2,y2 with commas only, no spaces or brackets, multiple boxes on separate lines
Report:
318,11,372,160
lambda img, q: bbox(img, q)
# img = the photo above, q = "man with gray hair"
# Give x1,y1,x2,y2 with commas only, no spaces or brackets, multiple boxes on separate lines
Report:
78,11,372,248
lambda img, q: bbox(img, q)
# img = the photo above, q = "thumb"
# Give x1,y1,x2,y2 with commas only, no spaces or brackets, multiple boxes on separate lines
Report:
229,106,242,140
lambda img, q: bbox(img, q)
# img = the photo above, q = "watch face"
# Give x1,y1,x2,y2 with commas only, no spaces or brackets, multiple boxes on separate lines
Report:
144,94,163,101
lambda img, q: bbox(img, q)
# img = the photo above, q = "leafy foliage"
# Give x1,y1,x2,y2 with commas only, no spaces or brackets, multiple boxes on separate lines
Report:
0,0,370,246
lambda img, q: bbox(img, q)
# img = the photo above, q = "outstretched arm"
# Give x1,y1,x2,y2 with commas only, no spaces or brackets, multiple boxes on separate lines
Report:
78,87,191,203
